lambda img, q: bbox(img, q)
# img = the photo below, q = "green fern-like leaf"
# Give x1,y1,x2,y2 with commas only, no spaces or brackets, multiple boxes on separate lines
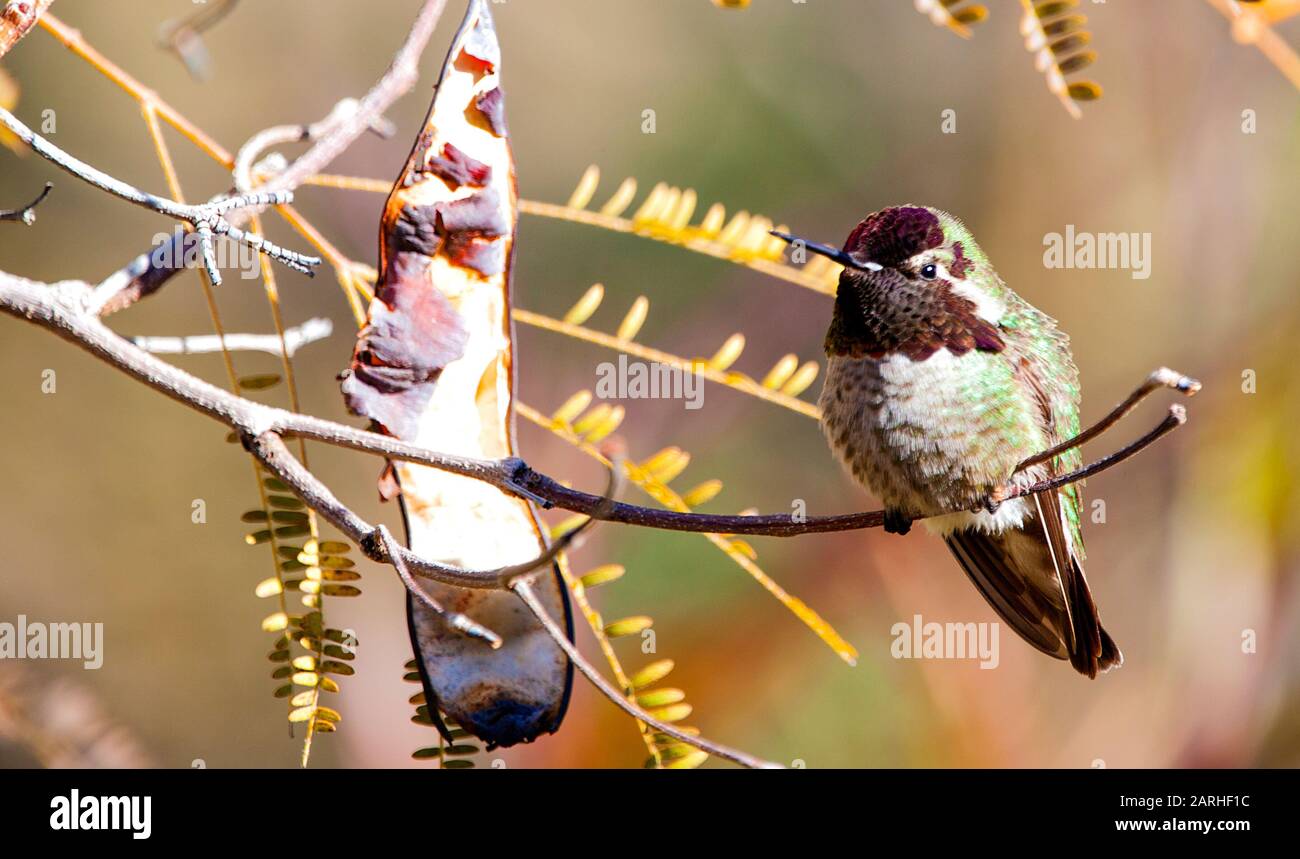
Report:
405,666,480,769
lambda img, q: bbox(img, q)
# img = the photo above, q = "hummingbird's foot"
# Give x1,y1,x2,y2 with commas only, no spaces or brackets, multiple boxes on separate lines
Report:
883,508,913,536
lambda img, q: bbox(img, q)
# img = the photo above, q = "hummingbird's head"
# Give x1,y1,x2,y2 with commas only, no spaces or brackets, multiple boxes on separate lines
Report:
773,206,1005,361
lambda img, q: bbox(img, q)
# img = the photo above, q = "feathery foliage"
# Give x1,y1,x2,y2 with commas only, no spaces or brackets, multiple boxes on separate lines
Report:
914,0,990,39
558,553,709,768
515,284,821,419
1017,0,1102,119
524,166,841,295
234,373,360,765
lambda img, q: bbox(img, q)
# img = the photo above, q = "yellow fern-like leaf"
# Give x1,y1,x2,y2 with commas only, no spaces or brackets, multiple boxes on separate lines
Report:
513,295,822,418
561,555,708,768
915,0,989,38
518,166,840,294
1018,0,1102,118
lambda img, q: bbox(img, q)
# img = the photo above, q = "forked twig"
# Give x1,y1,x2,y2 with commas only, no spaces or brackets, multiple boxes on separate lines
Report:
501,451,776,768
992,405,1188,508
94,0,449,312
507,373,1194,534
0,106,320,287
243,430,555,590
1015,367,1200,474
233,100,395,194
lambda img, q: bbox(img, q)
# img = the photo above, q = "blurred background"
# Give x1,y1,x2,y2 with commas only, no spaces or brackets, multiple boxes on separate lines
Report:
0,0,1297,768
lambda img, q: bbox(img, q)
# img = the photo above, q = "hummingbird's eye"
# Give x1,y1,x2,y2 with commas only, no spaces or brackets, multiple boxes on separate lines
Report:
920,263,938,281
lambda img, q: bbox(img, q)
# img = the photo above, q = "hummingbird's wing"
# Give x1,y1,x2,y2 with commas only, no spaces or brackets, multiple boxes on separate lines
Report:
945,348,1122,676
944,502,1121,677
945,525,1070,661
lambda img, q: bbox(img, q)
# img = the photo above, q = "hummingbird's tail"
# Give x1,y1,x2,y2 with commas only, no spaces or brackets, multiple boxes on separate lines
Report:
944,490,1122,678
1057,524,1124,677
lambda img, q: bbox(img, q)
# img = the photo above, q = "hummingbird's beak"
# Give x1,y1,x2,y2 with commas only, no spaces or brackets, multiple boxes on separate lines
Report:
769,230,883,272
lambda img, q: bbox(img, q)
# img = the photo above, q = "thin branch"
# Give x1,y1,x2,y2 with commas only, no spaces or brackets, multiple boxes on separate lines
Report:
294,171,840,296
1015,366,1200,474
512,307,821,419
242,429,519,589
242,426,616,591
0,106,320,286
508,396,1185,535
233,99,395,194
510,577,781,770
37,12,232,164
0,181,51,225
130,316,333,357
366,445,622,648
516,198,837,296
370,524,502,650
0,272,1195,569
991,405,1188,508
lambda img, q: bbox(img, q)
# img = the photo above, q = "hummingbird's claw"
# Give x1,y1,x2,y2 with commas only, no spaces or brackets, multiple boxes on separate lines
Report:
983,486,1011,513
882,508,913,535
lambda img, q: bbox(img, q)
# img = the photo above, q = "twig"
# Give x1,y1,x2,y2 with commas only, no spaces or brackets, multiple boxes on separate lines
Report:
507,398,1186,534
1015,367,1200,473
36,11,230,165
0,272,1194,571
95,0,448,312
510,577,780,769
242,430,533,589
130,316,333,357
233,100,395,193
992,405,1188,507
0,181,51,225
0,106,320,286
499,441,627,586
361,447,623,651
369,524,502,650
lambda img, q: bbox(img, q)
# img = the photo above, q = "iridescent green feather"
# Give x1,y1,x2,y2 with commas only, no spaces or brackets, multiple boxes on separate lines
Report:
936,211,1087,554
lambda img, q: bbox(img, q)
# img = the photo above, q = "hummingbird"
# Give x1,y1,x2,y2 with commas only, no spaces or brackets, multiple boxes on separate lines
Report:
776,206,1121,677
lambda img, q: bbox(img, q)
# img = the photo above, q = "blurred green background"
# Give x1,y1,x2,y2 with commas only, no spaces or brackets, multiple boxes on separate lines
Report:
1,0,1298,768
